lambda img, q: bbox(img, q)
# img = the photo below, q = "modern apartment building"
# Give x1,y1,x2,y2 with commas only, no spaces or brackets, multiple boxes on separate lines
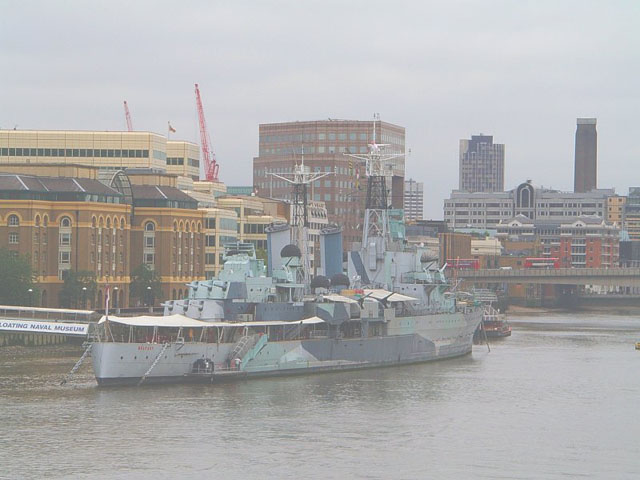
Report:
497,215,619,268
253,119,405,251
574,118,597,193
459,134,505,192
404,178,424,221
444,180,614,230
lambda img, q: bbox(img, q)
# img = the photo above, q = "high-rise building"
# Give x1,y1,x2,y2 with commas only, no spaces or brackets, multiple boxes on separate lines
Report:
574,118,597,193
459,135,505,192
253,119,405,251
404,178,423,221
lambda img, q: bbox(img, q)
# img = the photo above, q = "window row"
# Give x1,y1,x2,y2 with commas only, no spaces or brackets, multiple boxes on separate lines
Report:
1,147,149,158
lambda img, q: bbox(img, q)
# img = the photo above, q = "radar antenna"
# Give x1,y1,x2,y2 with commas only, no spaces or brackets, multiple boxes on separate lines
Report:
343,113,404,251
268,147,335,289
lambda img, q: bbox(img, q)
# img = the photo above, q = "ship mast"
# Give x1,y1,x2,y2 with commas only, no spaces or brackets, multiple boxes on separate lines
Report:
268,147,334,289
344,113,404,252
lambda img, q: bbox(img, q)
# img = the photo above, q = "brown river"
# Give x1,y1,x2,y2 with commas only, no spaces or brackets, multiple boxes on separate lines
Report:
1,312,639,479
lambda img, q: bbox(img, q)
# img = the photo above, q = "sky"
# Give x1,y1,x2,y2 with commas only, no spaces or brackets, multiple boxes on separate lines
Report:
1,0,639,218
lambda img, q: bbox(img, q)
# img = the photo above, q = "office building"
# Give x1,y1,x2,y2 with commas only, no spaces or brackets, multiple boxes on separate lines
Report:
253,119,405,251
0,129,200,188
574,118,597,193
623,187,640,240
607,195,626,226
404,178,423,221
444,180,614,230
459,134,505,192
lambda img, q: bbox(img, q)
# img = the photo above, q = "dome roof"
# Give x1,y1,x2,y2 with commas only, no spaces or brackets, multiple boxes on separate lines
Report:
330,273,350,287
310,275,331,290
280,244,302,258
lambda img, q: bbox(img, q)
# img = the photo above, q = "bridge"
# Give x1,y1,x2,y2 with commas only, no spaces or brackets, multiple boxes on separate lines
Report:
453,267,640,287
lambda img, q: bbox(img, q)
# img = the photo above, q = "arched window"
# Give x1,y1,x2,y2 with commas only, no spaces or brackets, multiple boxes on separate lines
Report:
43,216,48,227
8,214,19,226
92,216,97,228
60,216,71,228
120,218,125,229
106,217,111,229
143,221,156,269
35,215,41,227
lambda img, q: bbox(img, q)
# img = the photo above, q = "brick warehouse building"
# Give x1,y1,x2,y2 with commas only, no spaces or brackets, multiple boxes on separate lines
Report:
253,119,405,251
0,172,205,308
497,215,619,268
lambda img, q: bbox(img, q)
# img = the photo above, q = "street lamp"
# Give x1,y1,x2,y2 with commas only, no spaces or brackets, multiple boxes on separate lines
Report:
113,286,119,313
27,288,33,307
146,286,153,312
82,286,87,309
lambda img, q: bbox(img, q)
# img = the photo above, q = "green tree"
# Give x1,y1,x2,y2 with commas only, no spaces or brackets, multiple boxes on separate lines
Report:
0,248,37,306
255,247,268,263
130,264,162,307
59,270,97,309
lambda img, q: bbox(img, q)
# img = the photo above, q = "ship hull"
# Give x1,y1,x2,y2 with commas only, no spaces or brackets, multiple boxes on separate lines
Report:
92,310,482,386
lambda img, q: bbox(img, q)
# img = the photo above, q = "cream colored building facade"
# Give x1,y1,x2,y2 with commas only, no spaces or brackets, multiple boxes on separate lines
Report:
0,130,200,188
202,208,239,278
607,195,626,226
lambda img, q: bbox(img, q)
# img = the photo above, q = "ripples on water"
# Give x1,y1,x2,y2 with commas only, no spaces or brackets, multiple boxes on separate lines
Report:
1,313,640,480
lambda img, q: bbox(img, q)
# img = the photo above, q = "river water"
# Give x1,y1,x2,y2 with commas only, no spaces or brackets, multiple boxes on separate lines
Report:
1,313,639,480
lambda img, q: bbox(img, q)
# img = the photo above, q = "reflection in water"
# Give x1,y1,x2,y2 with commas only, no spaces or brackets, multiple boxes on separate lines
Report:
2,313,640,479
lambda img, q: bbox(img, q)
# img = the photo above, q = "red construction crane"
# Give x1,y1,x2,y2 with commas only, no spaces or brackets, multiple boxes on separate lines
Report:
194,84,219,181
123,101,133,132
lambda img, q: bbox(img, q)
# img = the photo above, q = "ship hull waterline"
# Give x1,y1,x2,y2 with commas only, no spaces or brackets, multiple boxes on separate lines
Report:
92,311,482,387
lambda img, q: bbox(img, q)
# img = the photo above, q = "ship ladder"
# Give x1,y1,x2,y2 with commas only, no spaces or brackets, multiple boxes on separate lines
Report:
138,343,170,386
60,342,93,386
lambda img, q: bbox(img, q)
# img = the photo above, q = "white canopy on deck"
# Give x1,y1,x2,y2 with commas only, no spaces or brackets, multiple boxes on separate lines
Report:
99,314,325,328
363,289,417,303
322,294,360,304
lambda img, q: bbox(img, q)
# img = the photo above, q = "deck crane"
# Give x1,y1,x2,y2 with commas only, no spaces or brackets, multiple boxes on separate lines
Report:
194,83,219,181
123,101,133,132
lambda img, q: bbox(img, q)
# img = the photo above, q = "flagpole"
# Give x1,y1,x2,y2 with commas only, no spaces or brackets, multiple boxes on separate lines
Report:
167,121,171,140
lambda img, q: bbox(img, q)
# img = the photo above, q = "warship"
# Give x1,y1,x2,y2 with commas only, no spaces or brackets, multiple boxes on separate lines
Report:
87,119,484,386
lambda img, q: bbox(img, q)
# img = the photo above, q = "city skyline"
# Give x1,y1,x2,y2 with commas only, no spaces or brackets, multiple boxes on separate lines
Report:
1,2,639,218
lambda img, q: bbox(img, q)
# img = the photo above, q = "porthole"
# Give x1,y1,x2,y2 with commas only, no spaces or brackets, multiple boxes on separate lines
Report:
120,356,123,360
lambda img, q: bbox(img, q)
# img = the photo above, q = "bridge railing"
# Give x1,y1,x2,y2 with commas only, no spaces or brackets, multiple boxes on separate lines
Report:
455,267,640,278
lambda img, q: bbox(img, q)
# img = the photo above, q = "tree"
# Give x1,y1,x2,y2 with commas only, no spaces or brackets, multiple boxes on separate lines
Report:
0,248,37,306
130,264,162,307
255,247,268,263
59,270,97,309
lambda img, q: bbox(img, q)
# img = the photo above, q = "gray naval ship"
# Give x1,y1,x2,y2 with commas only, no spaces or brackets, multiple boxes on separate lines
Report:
89,125,483,386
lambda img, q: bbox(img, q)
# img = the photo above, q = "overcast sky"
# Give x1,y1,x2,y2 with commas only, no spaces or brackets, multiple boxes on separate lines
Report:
1,1,639,217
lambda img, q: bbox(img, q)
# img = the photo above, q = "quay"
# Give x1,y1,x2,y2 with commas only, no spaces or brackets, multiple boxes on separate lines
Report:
0,305,99,347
